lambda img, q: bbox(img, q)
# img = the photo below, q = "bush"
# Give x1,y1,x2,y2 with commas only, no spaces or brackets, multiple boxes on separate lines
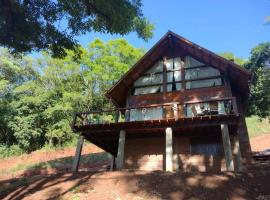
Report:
0,144,24,159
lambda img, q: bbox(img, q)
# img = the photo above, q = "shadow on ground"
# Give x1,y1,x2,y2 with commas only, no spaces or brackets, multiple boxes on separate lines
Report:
1,167,270,200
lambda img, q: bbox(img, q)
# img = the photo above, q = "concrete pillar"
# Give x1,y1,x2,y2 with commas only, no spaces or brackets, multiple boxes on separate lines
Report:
221,123,234,171
110,155,115,171
116,130,126,169
165,127,173,172
72,135,84,172
233,135,244,172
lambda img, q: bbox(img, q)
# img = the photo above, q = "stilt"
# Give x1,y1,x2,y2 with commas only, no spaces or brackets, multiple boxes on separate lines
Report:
221,123,234,171
233,135,244,172
110,155,115,171
116,130,126,169
165,127,173,172
72,135,84,172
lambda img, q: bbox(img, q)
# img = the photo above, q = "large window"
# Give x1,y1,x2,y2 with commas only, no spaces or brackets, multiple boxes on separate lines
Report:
133,61,164,95
132,56,223,95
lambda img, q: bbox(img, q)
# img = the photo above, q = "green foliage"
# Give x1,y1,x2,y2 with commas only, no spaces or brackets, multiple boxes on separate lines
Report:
246,116,270,138
0,144,23,159
0,0,153,58
219,52,246,65
244,43,270,118
0,39,143,153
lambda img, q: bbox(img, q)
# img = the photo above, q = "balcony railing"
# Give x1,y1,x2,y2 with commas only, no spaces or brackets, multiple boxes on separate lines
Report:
72,97,238,127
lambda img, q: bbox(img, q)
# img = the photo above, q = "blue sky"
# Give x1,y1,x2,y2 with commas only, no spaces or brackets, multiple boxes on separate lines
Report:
77,0,269,59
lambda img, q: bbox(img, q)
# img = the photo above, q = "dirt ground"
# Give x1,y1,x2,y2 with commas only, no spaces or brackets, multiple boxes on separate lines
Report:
250,133,270,152
0,134,269,200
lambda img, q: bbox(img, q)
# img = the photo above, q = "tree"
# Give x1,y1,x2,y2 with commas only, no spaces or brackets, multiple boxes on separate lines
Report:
219,52,246,66
0,38,143,152
244,43,270,119
0,0,154,58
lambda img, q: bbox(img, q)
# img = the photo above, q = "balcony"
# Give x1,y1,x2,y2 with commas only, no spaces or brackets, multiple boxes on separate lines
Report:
72,97,239,127
72,97,239,155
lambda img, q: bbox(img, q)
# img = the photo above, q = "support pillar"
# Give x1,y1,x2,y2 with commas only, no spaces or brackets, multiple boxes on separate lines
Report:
221,123,234,171
116,130,126,169
165,127,173,172
233,135,244,172
110,155,115,171
72,135,84,172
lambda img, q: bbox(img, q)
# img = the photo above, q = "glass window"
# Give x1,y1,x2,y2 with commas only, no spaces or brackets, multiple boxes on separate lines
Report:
165,58,173,71
186,78,222,89
133,85,163,95
167,83,182,92
185,56,204,68
146,61,163,73
134,74,163,86
185,66,220,80
174,57,182,70
167,71,181,82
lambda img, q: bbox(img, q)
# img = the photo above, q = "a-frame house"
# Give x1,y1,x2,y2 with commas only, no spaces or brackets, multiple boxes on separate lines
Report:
72,31,252,172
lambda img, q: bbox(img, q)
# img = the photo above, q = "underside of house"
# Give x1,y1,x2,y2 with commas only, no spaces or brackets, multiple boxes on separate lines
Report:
72,31,252,172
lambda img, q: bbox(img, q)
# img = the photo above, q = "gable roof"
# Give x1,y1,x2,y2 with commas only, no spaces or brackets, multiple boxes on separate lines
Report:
106,31,251,107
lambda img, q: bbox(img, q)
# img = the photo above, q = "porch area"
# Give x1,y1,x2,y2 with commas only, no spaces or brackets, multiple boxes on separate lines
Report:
71,97,243,172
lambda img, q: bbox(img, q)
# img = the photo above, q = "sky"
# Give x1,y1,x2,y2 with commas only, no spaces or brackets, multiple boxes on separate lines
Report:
74,0,270,59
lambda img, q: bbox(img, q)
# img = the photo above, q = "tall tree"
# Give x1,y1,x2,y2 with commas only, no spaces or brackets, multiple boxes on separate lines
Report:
244,43,270,119
0,0,153,58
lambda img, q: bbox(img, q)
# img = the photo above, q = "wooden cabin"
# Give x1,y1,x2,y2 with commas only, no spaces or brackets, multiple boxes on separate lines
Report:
72,31,252,172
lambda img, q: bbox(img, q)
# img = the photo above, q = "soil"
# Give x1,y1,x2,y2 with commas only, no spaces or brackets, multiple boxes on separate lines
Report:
0,134,269,200
250,133,270,152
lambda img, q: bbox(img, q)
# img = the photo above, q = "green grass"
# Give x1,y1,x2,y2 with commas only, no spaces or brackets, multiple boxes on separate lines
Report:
246,116,270,138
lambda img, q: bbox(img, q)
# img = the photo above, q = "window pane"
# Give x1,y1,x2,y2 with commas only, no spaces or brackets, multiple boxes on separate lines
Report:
174,70,181,81
167,72,173,82
174,57,182,70
146,61,163,73
165,58,173,71
167,83,182,92
167,71,181,82
185,66,220,80
186,78,222,89
134,74,163,86
185,56,204,68
133,85,163,95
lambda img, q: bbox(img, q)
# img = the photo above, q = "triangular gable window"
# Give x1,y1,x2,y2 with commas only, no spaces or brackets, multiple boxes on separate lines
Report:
132,56,223,95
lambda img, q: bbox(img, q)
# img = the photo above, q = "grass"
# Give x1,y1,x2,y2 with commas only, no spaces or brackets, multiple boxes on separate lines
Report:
246,116,270,138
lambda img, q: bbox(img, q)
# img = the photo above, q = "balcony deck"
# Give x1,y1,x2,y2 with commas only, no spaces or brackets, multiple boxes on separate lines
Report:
72,97,240,156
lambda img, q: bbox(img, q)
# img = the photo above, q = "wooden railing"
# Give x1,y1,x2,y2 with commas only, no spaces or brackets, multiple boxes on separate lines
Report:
72,97,238,127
